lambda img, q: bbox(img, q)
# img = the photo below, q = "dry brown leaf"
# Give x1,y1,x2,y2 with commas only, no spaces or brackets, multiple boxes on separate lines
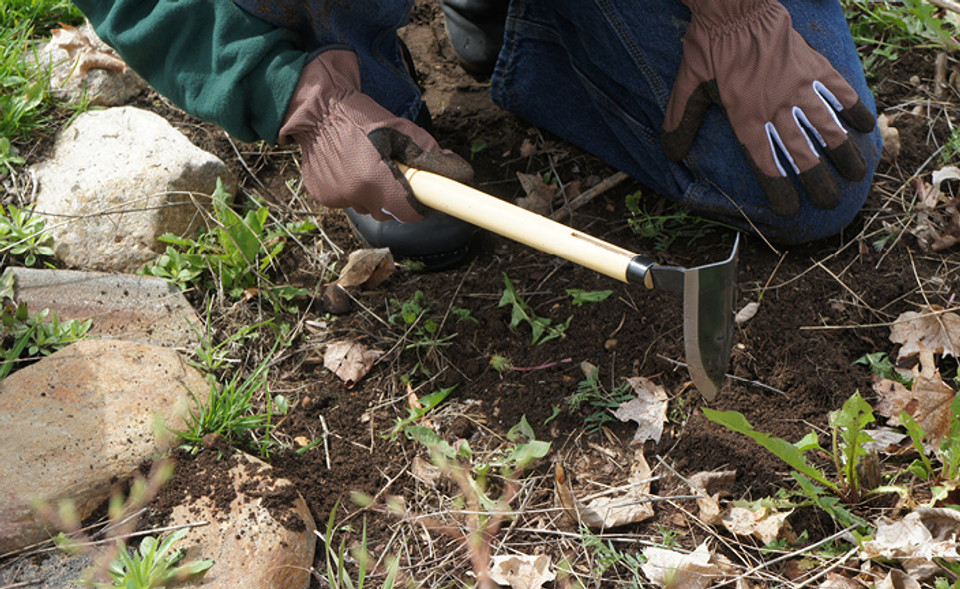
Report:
335,247,394,289
488,554,555,589
878,114,901,162
817,573,861,588
890,306,960,360
322,339,384,388
873,350,957,449
412,455,442,488
555,448,655,530
734,301,760,326
519,138,538,157
876,569,921,589
515,172,556,215
612,377,668,444
861,508,960,580
687,470,736,525
641,542,724,589
50,25,128,78
721,506,794,544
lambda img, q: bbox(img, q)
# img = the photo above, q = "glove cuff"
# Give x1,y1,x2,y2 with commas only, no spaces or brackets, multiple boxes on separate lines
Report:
683,0,786,33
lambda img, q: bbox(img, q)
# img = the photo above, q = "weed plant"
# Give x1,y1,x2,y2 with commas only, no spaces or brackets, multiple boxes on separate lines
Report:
142,179,316,311
175,343,286,458
499,273,570,345
843,0,960,73
0,203,55,266
558,364,634,433
74,528,213,589
315,502,400,589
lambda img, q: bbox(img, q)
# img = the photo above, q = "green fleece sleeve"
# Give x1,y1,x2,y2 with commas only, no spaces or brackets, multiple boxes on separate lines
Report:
72,0,308,143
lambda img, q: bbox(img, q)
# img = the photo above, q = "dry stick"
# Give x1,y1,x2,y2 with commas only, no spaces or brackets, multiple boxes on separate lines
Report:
935,52,949,100
930,0,960,14
549,171,630,221
318,413,332,470
792,545,860,589
813,260,888,323
800,304,960,331
658,355,789,396
711,526,857,588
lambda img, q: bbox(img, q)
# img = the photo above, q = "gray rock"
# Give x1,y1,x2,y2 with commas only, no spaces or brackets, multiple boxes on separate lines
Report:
4,267,201,350
0,339,210,553
0,551,92,589
35,22,146,106
32,106,236,273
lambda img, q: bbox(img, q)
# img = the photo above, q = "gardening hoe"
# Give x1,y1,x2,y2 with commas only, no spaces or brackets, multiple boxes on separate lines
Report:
399,165,739,400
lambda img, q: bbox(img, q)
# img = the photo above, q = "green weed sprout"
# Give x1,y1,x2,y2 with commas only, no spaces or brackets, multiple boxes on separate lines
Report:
559,364,633,432
0,203,55,266
2,274,92,378
499,273,570,345
388,290,473,351
317,501,400,589
141,179,315,309
704,391,878,531
389,385,454,438
566,288,612,307
175,343,282,457
75,528,213,589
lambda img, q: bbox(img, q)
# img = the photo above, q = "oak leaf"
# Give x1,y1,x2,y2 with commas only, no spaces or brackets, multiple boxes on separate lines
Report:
890,306,960,360
488,554,555,589
613,377,668,444
322,339,383,388
555,448,654,530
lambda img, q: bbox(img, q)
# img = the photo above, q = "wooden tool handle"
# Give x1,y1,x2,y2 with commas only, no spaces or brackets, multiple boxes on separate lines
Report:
401,165,643,286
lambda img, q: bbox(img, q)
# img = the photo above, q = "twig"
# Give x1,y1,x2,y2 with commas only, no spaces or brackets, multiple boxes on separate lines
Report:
318,413,332,470
509,357,573,372
792,545,859,589
549,171,629,221
0,581,42,589
813,260,887,323
658,355,788,396
711,526,857,588
930,0,960,14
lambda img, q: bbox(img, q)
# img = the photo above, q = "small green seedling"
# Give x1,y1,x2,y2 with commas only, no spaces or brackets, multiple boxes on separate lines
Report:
388,290,473,351
389,385,454,438
566,289,613,307
0,203,55,266
855,351,911,385
552,363,633,432
469,139,487,160
317,501,400,589
74,528,213,589
498,273,570,345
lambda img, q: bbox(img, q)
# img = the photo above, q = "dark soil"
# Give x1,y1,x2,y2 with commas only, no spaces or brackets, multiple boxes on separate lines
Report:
13,3,959,586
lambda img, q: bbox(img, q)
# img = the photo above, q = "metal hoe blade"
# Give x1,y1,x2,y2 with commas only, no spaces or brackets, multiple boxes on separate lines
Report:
647,235,739,400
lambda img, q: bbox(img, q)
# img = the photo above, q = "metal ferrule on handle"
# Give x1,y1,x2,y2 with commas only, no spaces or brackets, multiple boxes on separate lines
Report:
400,165,658,289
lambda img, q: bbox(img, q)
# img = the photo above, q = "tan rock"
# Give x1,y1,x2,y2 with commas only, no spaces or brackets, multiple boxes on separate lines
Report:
169,451,316,589
0,339,209,552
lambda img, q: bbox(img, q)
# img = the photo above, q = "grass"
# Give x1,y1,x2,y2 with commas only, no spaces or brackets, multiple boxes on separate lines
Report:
0,0,83,170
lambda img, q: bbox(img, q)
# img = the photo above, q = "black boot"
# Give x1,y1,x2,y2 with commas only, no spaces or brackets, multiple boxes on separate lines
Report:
440,0,510,75
345,207,478,270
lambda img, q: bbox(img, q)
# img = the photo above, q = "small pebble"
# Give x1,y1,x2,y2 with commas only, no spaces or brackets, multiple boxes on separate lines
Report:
322,283,352,314
604,338,618,351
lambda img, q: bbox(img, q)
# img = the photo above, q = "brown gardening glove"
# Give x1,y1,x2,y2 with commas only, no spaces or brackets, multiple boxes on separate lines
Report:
278,49,474,222
662,0,875,216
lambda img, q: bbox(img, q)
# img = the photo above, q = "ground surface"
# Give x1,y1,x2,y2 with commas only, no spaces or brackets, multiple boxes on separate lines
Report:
143,7,958,587
6,2,960,587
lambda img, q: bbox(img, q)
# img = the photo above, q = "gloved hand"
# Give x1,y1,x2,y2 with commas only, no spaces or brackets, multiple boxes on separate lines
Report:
278,49,474,222
662,0,875,217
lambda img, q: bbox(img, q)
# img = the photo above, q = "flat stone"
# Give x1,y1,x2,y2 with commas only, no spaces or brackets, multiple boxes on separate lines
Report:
0,339,209,553
168,451,316,589
4,267,201,350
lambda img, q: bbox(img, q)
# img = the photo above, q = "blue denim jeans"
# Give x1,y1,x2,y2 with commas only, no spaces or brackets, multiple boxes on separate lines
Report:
234,0,882,244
